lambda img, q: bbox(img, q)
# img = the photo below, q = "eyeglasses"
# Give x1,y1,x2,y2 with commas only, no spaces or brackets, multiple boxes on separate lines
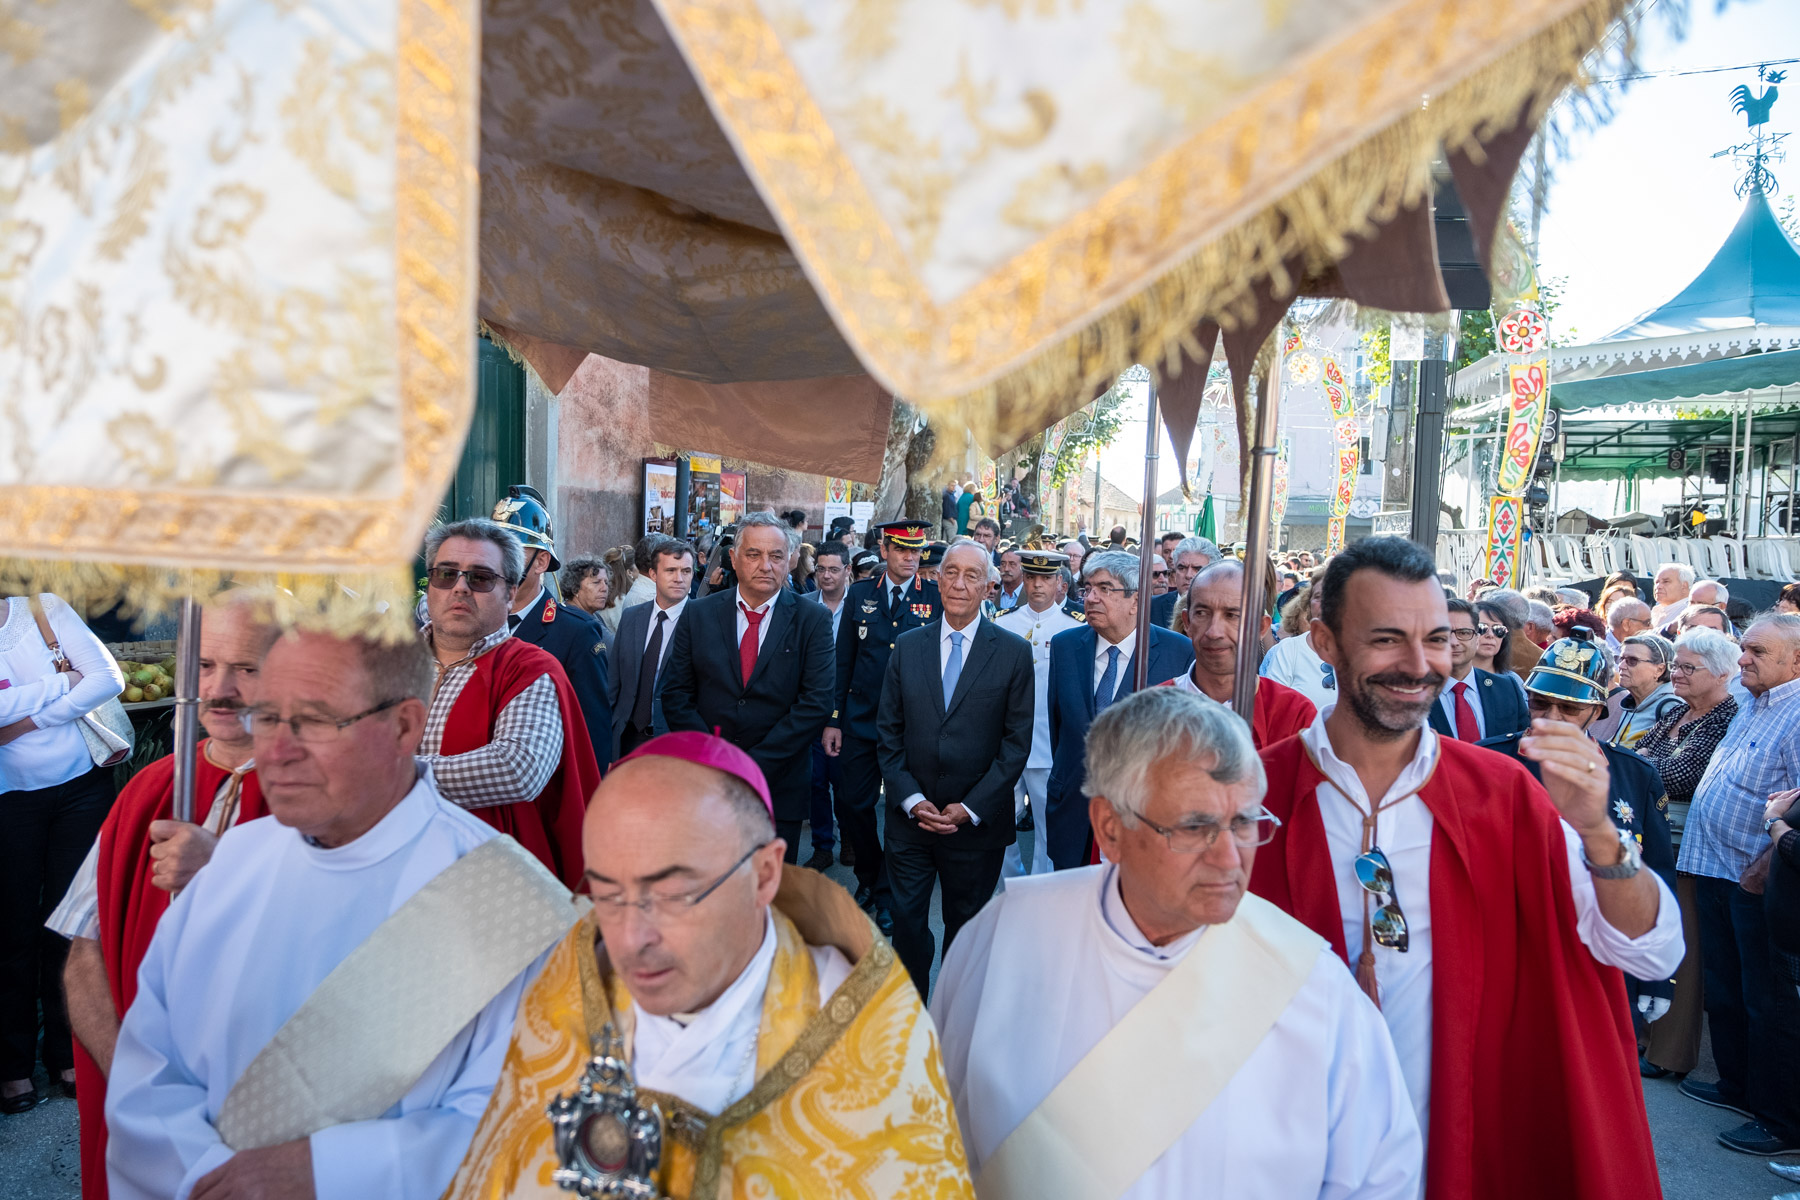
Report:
1354,847,1409,951
1082,582,1134,599
1618,654,1653,668
1151,569,1169,579
1135,807,1282,854
242,697,405,744
1450,627,1479,641
427,565,510,593
1474,623,1505,637
586,842,769,923
1671,662,1706,677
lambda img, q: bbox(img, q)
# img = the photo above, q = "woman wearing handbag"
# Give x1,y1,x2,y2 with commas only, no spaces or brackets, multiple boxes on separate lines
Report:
0,592,125,1112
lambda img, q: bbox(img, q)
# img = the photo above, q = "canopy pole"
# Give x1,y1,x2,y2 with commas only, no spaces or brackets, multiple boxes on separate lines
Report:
1789,431,1797,536
1234,353,1283,721
1742,393,1756,538
1728,411,1739,538
170,598,203,825
1132,378,1160,690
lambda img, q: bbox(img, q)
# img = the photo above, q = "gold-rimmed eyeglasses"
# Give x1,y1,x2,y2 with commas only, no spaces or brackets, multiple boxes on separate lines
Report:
1135,807,1282,853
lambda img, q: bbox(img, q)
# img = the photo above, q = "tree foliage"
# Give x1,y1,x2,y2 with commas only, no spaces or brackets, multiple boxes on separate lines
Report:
1046,377,1131,487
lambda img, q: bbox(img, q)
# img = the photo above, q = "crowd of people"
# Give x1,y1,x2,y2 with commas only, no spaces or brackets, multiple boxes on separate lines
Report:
4,491,1797,1197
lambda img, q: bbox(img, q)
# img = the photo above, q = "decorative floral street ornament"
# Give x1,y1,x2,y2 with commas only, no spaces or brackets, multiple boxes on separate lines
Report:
1497,306,1548,355
1287,352,1321,386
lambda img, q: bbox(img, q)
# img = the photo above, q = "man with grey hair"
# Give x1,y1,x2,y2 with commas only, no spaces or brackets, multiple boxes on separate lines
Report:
420,518,599,887
1554,587,1590,610
932,687,1421,1198
1152,537,1221,629
107,630,567,1200
1606,597,1653,652
1042,550,1193,869
1652,562,1696,627
663,510,837,861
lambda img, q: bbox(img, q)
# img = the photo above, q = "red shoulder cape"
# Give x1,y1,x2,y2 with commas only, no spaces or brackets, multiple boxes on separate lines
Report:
1251,733,1661,1200
79,744,265,1200
440,637,597,889
1151,675,1316,747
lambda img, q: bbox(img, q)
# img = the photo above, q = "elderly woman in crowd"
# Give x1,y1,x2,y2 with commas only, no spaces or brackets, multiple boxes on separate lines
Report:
1593,632,1680,749
1472,600,1519,678
1635,626,1741,1080
559,555,609,617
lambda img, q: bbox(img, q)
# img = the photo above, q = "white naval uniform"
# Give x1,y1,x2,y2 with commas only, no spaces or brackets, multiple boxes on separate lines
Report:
995,600,1080,877
931,865,1422,1199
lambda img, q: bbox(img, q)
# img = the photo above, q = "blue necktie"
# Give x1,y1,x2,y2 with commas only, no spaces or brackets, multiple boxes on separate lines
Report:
1095,645,1121,711
944,630,965,708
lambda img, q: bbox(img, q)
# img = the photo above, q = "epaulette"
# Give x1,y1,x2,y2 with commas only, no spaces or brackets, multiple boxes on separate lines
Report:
541,595,557,624
1071,610,1087,623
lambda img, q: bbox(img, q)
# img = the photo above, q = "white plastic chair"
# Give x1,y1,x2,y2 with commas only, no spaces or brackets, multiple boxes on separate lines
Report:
1747,539,1798,582
1627,535,1659,576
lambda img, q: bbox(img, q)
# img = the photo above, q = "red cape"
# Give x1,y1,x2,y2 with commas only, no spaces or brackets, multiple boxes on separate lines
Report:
1154,675,1316,747
1252,734,1661,1199
441,637,597,890
79,744,265,1200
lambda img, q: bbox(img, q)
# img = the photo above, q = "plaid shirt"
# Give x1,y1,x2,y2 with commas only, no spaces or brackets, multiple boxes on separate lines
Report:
421,625,562,811
1679,675,1800,880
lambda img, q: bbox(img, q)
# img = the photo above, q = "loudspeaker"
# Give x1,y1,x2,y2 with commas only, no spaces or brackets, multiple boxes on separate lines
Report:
1708,450,1732,485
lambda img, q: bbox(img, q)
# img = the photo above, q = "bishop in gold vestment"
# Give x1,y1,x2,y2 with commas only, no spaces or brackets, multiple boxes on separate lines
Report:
443,732,973,1200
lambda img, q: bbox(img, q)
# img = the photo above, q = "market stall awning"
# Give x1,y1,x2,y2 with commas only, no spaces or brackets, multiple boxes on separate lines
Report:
1550,348,1800,409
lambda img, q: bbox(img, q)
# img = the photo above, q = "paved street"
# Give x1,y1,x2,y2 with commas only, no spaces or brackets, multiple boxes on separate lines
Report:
2,830,1787,1199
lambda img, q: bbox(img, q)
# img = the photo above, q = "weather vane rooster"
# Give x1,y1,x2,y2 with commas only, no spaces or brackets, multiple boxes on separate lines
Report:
1731,70,1784,128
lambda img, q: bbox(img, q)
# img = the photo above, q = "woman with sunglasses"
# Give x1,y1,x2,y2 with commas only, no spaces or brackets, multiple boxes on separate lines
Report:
1633,627,1739,1080
1471,601,1517,678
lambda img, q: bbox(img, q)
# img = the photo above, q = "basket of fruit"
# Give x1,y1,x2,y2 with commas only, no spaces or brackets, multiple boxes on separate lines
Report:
106,641,179,708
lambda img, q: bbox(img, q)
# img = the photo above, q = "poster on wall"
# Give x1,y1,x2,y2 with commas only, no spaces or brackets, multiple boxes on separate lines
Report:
719,471,747,526
824,477,852,532
850,500,874,533
688,454,722,533
643,459,679,537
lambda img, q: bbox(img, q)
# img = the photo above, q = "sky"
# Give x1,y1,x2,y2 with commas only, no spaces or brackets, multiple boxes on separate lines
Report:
1098,0,1800,503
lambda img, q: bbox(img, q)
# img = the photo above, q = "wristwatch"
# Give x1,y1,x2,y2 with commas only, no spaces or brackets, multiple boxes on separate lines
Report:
1767,817,1785,835
1580,831,1642,881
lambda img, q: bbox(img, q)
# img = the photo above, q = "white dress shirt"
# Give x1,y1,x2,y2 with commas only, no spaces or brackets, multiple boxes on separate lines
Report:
732,590,776,654
900,616,984,824
1299,707,1683,1150
1092,630,1137,700
1435,672,1485,739
642,596,688,678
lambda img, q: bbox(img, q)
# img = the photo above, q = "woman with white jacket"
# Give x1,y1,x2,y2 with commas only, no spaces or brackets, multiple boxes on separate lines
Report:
0,593,124,1112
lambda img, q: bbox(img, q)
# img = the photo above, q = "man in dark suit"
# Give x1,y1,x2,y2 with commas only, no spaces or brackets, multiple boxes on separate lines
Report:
492,485,614,771
1044,549,1194,869
822,521,941,931
607,537,695,759
661,513,837,861
878,542,1034,997
1429,597,1530,742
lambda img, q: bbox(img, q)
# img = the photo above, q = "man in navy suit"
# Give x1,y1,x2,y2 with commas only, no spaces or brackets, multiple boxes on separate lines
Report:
1428,597,1530,742
1043,550,1194,869
607,537,694,759
493,486,614,771
878,542,1034,996
660,514,837,860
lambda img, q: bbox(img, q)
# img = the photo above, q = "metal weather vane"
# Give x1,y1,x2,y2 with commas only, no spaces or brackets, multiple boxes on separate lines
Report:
1716,67,1787,197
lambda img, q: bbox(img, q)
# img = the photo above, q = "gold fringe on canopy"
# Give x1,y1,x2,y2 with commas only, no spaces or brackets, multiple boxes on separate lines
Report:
654,0,1630,452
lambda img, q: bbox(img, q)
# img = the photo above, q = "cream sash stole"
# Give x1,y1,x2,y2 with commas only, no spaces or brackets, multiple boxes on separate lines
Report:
216,836,578,1151
976,892,1322,1200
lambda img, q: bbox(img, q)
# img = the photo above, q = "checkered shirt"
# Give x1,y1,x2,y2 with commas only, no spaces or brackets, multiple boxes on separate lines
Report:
1679,675,1800,881
421,625,563,811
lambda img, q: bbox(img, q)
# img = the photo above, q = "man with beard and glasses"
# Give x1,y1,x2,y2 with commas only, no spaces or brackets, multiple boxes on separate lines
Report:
1251,537,1682,1200
48,595,279,1200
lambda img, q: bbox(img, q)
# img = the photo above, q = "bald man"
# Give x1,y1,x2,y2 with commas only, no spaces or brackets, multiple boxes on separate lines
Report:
443,732,974,1199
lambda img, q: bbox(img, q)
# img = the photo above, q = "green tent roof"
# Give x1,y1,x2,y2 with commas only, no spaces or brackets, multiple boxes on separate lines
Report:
1550,347,1800,410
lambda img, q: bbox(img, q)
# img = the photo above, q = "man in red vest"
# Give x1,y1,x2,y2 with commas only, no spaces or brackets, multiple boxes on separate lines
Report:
420,518,598,889
1163,559,1314,747
1251,537,1683,1199
55,596,279,1199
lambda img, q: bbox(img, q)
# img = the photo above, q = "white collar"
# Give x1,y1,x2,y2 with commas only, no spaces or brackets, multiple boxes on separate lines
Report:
1096,629,1137,659
941,614,981,645
653,594,687,620
733,589,776,615
1098,863,1206,962
1299,706,1438,812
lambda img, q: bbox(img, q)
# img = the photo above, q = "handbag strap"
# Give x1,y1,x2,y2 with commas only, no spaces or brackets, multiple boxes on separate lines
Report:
26,596,70,669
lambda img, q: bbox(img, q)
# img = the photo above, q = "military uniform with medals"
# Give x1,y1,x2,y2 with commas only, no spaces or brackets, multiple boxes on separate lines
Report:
830,522,940,917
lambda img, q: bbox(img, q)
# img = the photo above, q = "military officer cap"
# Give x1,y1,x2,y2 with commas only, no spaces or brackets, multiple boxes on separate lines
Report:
1524,626,1609,706
1018,549,1069,576
491,484,559,571
878,520,932,549
920,541,948,567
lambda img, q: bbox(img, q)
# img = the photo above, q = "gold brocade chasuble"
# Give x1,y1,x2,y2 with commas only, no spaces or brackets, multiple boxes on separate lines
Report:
441,870,973,1200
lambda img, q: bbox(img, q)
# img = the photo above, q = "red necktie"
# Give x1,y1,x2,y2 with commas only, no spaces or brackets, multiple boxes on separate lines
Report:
1452,679,1479,741
738,602,764,684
